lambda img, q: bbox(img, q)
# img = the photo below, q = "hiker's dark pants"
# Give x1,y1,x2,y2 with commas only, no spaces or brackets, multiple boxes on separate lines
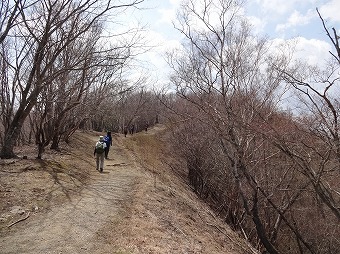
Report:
105,145,110,158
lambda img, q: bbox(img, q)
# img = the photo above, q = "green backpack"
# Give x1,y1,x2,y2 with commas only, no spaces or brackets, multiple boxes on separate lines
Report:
95,142,105,154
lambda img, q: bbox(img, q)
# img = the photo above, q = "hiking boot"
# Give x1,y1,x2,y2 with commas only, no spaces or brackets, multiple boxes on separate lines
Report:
100,168,103,172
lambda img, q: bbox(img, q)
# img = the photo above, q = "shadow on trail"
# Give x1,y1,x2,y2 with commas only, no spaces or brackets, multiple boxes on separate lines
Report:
35,160,84,203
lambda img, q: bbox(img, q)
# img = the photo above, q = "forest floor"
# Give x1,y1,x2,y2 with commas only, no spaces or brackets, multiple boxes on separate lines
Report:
0,125,257,254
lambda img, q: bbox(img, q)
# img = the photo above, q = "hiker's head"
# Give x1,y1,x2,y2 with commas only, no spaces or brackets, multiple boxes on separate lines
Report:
99,136,104,141
107,131,111,136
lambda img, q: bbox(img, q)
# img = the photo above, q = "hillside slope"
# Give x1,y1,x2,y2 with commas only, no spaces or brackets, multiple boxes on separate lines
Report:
0,125,257,253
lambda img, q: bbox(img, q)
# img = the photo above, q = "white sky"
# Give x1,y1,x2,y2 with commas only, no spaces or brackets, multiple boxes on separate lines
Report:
117,0,340,88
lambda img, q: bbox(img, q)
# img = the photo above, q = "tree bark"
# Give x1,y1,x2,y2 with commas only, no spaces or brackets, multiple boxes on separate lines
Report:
0,102,35,158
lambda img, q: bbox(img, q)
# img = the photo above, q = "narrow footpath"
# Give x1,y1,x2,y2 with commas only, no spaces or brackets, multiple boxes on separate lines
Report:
0,128,256,254
0,136,145,254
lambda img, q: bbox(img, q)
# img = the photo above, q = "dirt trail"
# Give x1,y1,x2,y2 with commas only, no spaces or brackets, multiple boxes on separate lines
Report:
0,128,256,254
0,136,145,254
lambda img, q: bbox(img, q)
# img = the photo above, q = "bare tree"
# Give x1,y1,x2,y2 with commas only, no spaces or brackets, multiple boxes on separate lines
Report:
273,8,340,225
165,0,337,253
167,1,281,252
0,0,144,158
0,0,23,44
0,0,23,142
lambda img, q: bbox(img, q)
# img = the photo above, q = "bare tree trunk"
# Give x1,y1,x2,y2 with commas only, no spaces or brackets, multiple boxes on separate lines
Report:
1,102,35,158
251,190,279,254
50,134,60,150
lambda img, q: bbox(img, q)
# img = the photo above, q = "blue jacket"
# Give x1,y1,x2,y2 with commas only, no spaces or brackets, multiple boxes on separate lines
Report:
104,135,112,146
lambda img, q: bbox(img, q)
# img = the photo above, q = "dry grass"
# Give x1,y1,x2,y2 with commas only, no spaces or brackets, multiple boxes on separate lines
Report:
117,125,257,254
0,126,257,253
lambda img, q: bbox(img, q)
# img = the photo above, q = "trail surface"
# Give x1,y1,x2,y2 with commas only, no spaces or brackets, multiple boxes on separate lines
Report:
0,128,256,254
0,136,143,254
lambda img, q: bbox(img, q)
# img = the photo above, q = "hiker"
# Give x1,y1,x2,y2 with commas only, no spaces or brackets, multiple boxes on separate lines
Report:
129,125,135,135
94,136,107,172
124,127,128,137
104,131,112,159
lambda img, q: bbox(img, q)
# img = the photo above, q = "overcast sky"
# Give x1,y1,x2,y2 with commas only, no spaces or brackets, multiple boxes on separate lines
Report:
120,0,340,88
